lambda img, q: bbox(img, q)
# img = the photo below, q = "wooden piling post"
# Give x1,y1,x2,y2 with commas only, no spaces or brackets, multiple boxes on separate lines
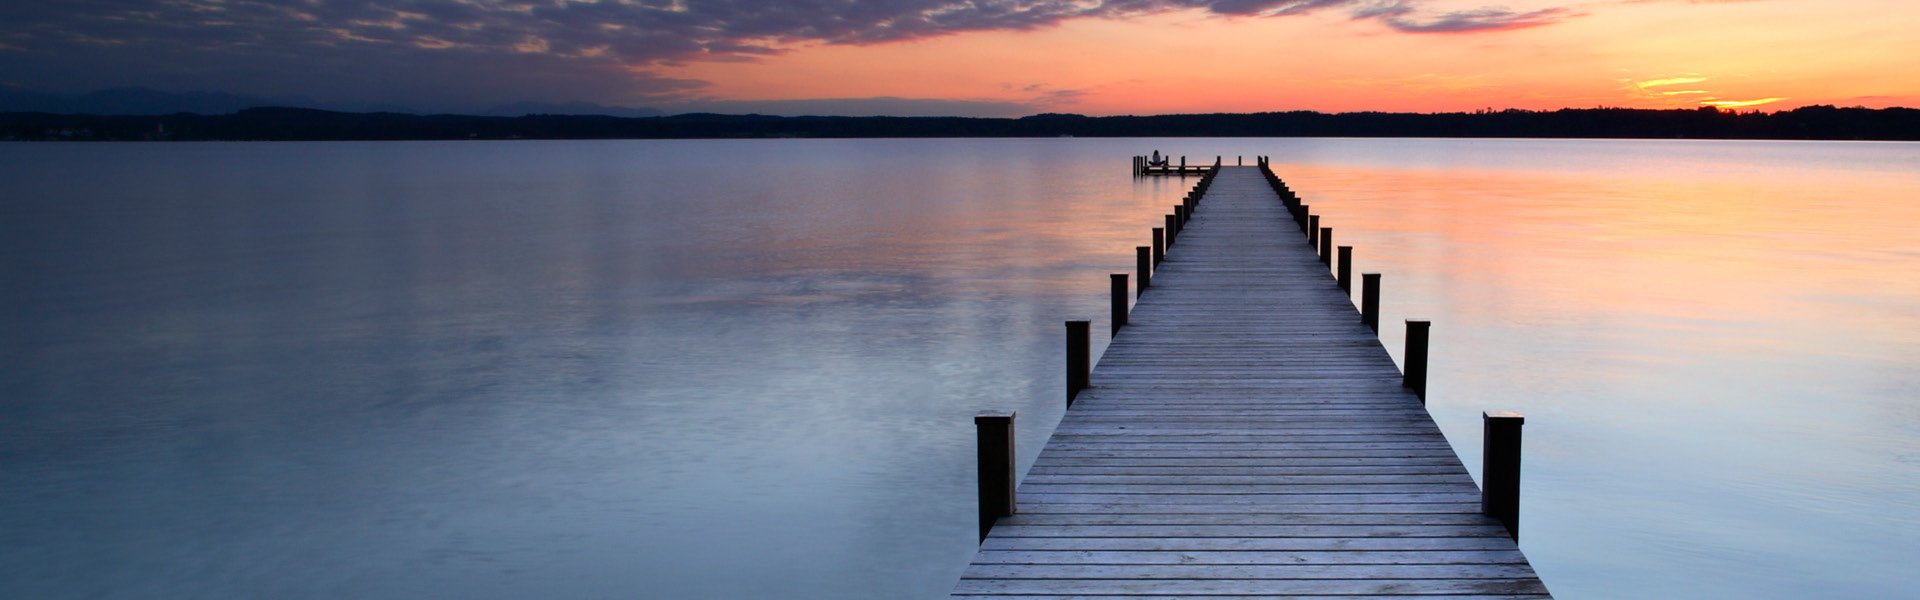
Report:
1337,246,1352,294
1319,227,1333,266
1110,274,1128,335
1066,320,1090,406
975,410,1016,543
1404,320,1430,402
1297,204,1310,233
1482,411,1525,541
1165,214,1178,246
1308,215,1320,246
1175,205,1186,232
1152,228,1165,266
1362,273,1381,333
1136,246,1152,298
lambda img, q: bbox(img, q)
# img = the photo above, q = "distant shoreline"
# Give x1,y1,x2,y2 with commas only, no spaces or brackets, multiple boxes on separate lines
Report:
4,105,1917,142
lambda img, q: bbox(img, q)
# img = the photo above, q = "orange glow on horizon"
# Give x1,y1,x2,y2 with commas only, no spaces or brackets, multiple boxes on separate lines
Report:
1701,98,1790,109
653,1,1920,115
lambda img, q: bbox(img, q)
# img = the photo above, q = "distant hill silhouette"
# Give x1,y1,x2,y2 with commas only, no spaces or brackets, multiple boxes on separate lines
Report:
3,105,1917,141
482,101,664,118
0,86,350,115
0,86,665,118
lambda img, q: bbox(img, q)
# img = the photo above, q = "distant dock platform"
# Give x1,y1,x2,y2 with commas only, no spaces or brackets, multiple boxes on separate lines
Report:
952,162,1549,598
1133,154,1228,176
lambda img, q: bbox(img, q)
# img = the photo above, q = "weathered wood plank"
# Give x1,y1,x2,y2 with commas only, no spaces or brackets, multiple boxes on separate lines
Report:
1013,502,1487,515
980,536,1524,552
1034,450,1464,459
985,524,1512,538
1022,474,1474,485
969,550,1532,566
952,578,1550,595
997,513,1494,526
1027,465,1469,475
963,563,1541,580
1031,457,1467,467
953,594,1551,599
1017,483,1484,494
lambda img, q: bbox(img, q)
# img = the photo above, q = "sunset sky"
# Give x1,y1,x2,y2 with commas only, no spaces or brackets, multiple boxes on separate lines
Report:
2,0,1915,116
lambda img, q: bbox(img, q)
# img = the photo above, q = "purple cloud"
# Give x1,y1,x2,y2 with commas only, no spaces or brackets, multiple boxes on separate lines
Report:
1355,2,1577,33
0,0,1579,111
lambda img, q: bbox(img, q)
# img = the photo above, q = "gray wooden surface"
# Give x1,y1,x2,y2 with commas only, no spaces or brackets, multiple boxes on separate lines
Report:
952,167,1549,598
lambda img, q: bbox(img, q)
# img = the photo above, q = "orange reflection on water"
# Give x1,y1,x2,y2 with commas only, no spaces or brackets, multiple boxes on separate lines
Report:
1285,143,1920,364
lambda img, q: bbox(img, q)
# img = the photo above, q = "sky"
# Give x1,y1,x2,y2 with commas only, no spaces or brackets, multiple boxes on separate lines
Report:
1,0,1915,116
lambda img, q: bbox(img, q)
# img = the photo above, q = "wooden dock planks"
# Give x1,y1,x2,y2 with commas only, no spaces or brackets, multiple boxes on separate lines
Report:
952,167,1549,598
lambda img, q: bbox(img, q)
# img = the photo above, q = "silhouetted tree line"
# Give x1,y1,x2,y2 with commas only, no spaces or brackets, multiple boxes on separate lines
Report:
3,105,1917,141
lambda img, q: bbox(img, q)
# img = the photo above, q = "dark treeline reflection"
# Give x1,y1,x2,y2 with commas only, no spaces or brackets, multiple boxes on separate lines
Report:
4,104,1919,141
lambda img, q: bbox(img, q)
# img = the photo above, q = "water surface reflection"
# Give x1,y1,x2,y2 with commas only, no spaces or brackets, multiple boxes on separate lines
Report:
1,139,1915,598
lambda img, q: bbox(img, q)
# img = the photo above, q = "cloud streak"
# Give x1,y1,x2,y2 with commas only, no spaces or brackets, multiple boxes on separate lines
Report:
1354,2,1578,33
1701,97,1787,109
1634,76,1710,90
1626,75,1786,109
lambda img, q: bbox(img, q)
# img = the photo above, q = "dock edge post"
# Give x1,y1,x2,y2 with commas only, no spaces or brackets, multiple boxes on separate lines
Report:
1319,227,1333,266
1404,320,1430,402
1482,411,1525,542
1152,227,1165,266
1136,246,1152,297
1337,246,1353,294
1110,274,1128,335
1361,273,1381,332
975,410,1016,543
1066,320,1090,406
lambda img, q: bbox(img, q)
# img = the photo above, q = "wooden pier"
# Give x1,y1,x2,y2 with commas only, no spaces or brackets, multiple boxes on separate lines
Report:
954,163,1549,598
1134,154,1219,176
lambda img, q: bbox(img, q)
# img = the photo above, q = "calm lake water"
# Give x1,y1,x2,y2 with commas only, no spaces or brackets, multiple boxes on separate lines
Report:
2,138,1916,598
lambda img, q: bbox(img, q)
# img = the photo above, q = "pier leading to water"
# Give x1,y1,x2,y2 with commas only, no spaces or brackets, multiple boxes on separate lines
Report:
953,163,1548,598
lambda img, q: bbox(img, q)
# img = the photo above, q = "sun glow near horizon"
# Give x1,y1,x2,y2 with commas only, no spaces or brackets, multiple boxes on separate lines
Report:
658,1,1920,116
0,0,1914,116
